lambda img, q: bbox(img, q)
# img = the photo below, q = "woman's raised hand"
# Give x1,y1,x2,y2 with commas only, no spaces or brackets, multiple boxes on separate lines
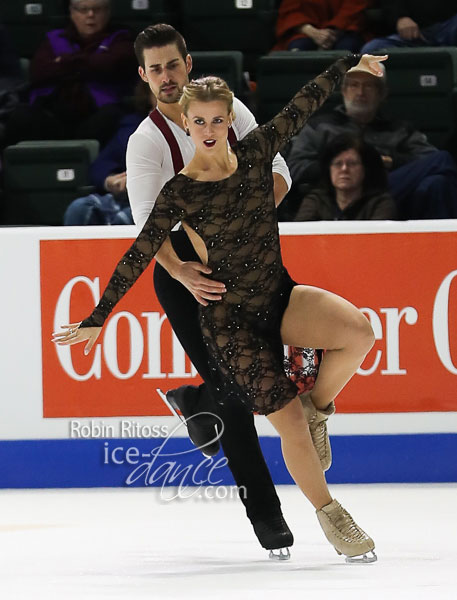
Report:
52,323,102,355
349,54,388,77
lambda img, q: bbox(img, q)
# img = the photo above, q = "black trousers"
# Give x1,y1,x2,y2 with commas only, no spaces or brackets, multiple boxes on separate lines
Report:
153,230,282,523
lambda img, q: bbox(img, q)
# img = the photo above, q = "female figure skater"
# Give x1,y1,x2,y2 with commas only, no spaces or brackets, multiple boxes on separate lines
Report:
53,52,386,563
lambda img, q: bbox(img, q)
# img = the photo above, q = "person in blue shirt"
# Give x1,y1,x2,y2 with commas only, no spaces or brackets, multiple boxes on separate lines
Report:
64,81,152,225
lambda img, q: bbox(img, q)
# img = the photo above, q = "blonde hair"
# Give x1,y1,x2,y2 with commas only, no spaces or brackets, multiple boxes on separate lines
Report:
179,76,235,118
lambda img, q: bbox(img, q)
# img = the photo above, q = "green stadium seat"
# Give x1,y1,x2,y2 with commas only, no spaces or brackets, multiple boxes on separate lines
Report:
109,0,176,35
190,51,244,96
1,1,67,58
0,0,66,21
179,0,278,74
374,47,457,148
256,51,347,124
2,139,99,226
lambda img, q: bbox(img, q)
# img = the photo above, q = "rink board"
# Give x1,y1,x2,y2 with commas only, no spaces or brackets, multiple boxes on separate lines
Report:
0,222,456,487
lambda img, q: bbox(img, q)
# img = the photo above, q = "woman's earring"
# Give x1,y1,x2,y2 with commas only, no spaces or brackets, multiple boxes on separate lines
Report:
185,128,190,136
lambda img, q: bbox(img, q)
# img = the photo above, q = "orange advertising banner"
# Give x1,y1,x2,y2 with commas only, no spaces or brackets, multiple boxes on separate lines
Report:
40,232,457,418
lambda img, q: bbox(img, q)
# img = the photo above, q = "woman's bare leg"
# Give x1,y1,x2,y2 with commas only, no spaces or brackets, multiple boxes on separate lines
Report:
267,395,376,560
280,285,375,410
267,396,332,509
269,288,376,556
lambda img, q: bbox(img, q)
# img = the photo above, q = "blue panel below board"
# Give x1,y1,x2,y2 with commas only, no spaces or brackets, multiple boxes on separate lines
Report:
0,433,456,488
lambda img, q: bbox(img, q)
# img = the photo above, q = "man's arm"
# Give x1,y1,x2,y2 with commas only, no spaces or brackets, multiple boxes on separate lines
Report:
154,239,226,306
286,122,325,185
90,124,129,191
127,125,226,305
391,124,437,168
273,172,289,206
126,129,166,228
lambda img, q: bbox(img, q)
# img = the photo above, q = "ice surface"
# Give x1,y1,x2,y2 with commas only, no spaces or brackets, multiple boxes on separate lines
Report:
0,484,455,599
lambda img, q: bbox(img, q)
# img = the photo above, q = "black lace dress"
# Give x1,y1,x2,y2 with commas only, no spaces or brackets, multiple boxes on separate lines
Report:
81,54,360,415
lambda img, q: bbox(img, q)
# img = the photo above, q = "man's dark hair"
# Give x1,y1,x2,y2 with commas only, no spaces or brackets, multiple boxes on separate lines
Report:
134,23,188,68
319,133,388,195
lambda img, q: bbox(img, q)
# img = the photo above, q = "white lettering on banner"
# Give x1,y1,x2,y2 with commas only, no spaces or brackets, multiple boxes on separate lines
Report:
381,307,418,375
358,307,418,375
54,276,102,380
141,311,167,379
433,269,457,374
169,330,198,378
54,278,197,381
358,308,383,375
103,312,144,379
55,274,454,381
140,312,196,379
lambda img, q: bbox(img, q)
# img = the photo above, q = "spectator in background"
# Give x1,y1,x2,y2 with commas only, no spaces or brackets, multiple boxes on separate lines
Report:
286,65,457,219
274,0,369,52
0,24,25,150
294,133,396,221
3,0,137,148
362,1,457,52
64,81,153,225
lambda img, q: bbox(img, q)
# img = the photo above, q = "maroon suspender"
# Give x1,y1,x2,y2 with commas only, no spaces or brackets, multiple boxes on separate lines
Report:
149,109,238,175
149,109,184,175
227,126,237,148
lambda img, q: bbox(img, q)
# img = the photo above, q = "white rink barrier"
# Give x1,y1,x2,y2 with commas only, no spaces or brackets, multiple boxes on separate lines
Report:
0,221,456,487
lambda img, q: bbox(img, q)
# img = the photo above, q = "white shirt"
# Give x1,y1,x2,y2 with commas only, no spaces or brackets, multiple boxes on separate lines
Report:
126,96,292,228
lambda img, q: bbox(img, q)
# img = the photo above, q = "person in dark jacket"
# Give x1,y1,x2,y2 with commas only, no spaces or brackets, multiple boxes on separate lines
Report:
362,1,457,52
3,0,137,147
294,134,397,221
286,65,457,219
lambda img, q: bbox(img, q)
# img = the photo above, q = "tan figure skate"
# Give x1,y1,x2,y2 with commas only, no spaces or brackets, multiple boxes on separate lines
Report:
316,499,377,563
300,393,335,471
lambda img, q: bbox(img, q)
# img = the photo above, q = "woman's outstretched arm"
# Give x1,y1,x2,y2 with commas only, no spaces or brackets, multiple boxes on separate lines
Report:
52,182,187,352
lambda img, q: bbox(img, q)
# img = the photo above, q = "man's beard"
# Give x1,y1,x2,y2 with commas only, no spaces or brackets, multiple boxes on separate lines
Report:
344,100,376,121
158,85,183,104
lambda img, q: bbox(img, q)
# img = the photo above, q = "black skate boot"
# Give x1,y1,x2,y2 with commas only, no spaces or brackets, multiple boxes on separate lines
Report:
158,385,221,457
253,514,294,560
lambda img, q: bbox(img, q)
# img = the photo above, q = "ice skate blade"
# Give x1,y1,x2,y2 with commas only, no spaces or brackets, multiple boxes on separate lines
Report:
269,547,291,561
157,389,219,458
343,550,377,564
157,389,184,421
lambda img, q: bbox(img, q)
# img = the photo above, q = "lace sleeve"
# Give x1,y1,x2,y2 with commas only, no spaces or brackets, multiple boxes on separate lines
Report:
256,54,361,160
80,181,187,328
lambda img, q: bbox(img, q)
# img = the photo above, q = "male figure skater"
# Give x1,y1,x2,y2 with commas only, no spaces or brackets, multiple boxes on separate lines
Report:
126,24,329,559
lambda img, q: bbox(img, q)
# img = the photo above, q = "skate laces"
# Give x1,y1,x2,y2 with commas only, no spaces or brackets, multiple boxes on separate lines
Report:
329,502,368,543
310,420,328,458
